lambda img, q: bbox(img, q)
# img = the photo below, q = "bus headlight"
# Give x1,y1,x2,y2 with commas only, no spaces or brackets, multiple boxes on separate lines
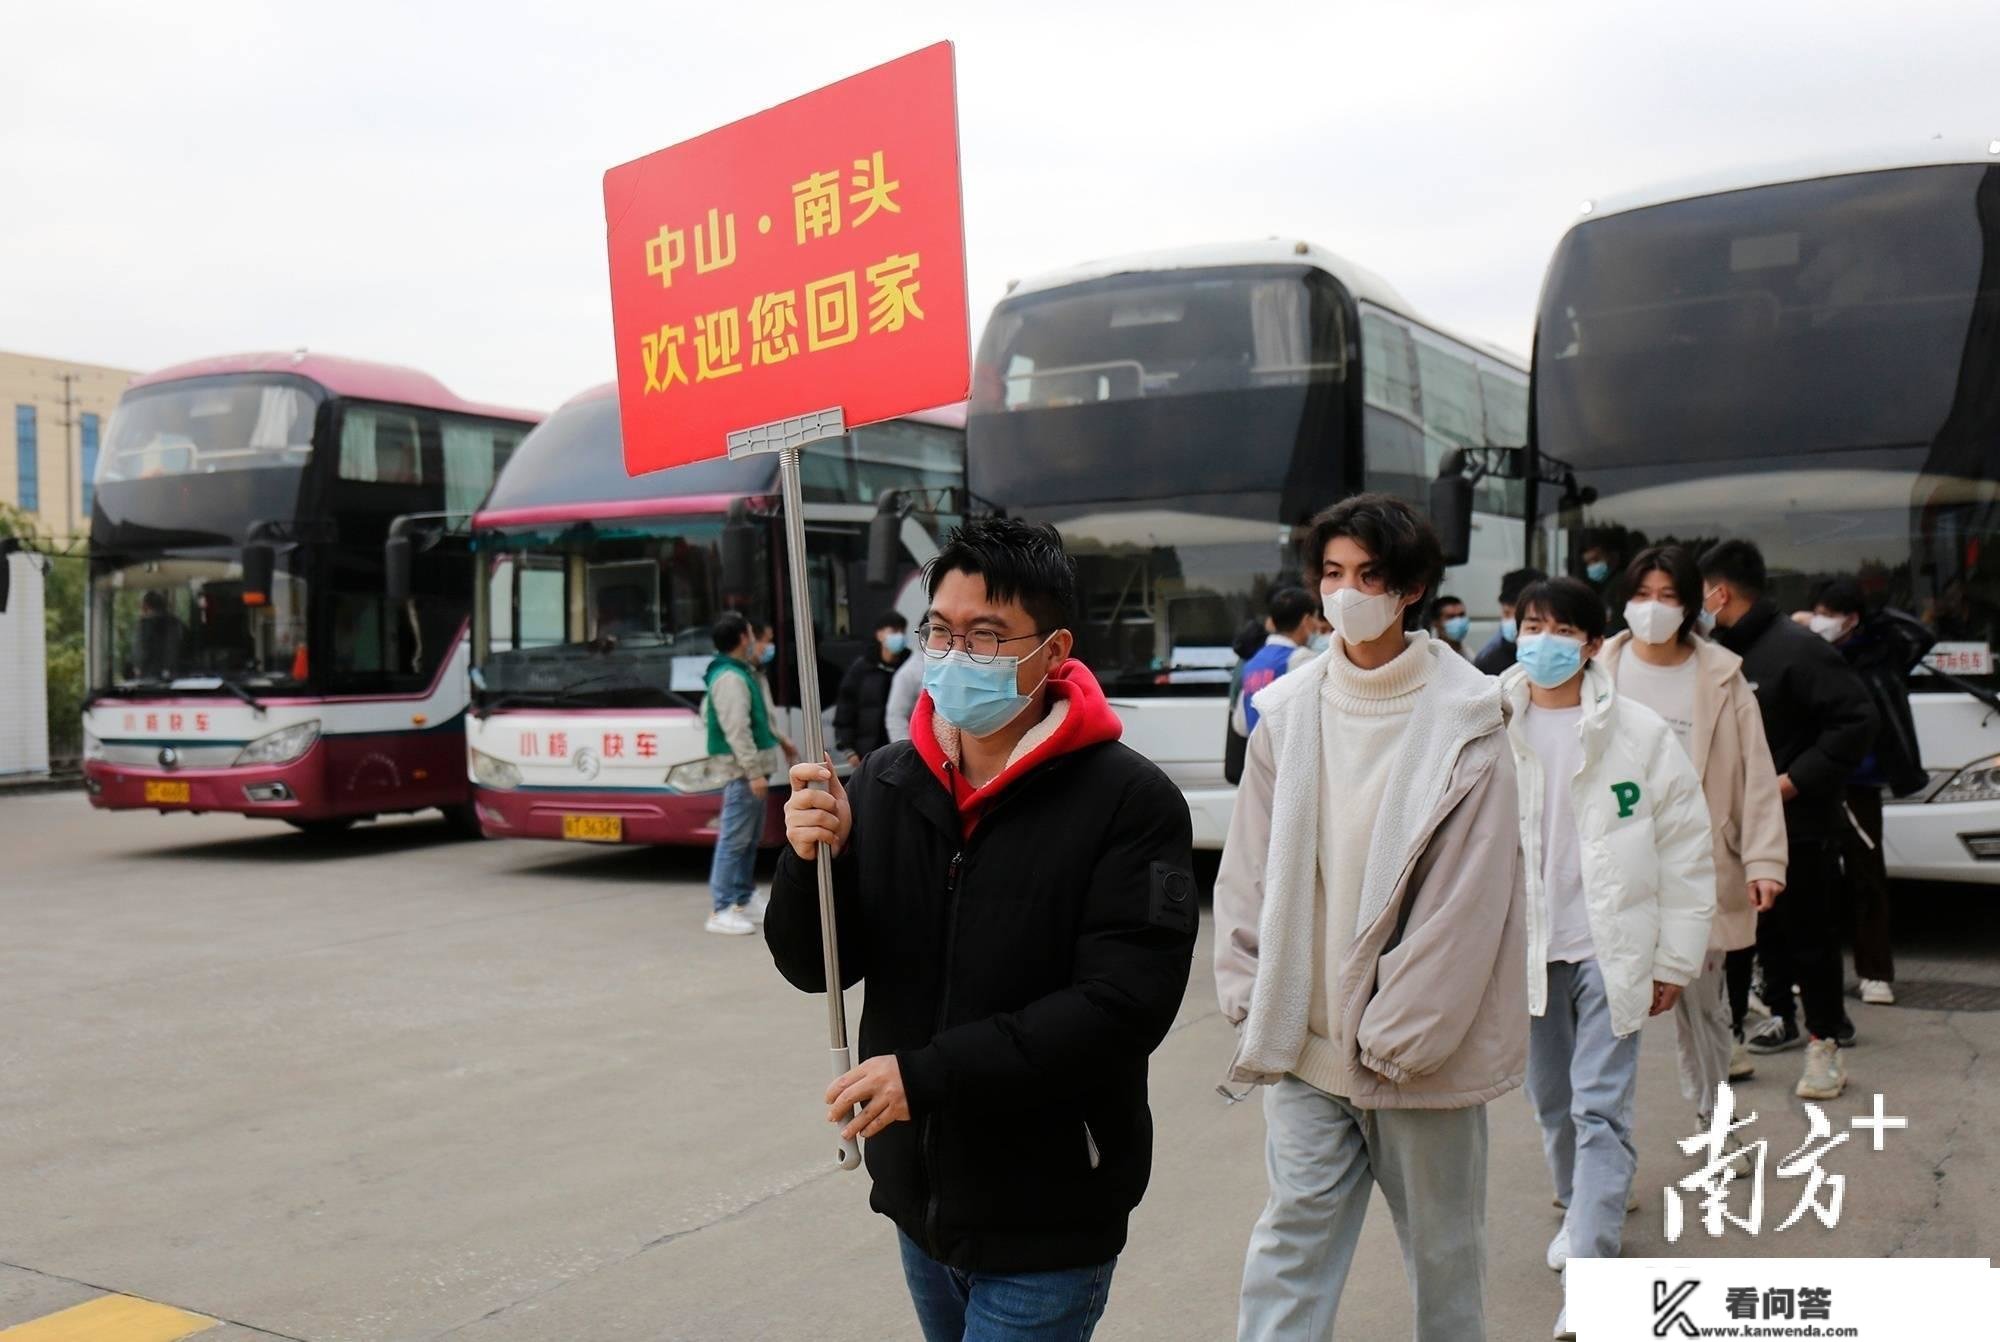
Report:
470,747,522,790
663,756,732,794
234,720,321,767
1931,756,2000,805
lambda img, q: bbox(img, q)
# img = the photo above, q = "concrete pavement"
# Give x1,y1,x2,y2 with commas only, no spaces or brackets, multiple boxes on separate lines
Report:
1,792,1994,1340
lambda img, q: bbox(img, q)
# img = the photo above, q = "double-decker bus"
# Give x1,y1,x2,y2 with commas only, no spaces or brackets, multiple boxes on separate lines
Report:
1528,142,2000,883
81,352,538,834
969,240,1529,847
464,383,963,846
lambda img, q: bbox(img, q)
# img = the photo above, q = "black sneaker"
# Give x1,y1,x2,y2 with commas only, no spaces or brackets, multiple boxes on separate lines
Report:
1744,1015,1804,1054
1833,1018,1858,1049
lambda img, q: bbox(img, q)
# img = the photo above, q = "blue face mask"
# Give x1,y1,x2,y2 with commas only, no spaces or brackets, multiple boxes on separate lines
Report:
1500,617,1519,643
759,642,776,666
883,632,908,656
1516,632,1585,688
1307,633,1332,654
922,638,1051,738
1586,561,1611,584
1443,615,1471,642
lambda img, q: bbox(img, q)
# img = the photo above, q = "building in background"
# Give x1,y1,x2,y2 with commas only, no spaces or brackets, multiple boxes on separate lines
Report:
0,350,134,543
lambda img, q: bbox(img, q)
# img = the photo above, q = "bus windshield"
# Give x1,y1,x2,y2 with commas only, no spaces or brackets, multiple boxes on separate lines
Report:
1536,162,2000,684
971,263,1349,693
98,376,320,482
90,553,308,692
474,517,738,709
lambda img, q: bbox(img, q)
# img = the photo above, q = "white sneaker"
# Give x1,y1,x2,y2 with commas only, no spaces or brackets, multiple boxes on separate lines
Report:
1546,1224,1569,1272
704,908,755,936
1745,989,1771,1021
1554,1305,1574,1340
1729,1040,1757,1079
1859,978,1896,1005
1796,1037,1847,1100
741,891,769,924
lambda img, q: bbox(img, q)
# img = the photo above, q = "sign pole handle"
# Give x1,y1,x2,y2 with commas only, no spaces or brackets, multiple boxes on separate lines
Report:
777,438,863,1173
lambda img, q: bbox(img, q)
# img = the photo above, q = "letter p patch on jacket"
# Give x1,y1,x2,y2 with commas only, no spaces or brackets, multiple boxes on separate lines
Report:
1611,780,1642,818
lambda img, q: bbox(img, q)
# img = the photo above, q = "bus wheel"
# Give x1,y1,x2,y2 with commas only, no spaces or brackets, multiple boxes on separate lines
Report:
440,803,486,840
285,818,356,838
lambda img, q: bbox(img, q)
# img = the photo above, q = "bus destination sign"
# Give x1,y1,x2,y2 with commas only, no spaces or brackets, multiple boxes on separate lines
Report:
603,42,970,476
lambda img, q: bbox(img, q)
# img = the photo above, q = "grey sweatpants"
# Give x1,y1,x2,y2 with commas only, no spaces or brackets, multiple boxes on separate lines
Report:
1528,958,1642,1262
1238,1075,1488,1341
1672,950,1733,1129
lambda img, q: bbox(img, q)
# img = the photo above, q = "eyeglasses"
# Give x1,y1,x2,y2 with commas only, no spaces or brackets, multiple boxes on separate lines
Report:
915,622,1044,664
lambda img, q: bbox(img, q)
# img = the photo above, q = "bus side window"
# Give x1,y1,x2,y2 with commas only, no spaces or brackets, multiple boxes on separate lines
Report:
339,406,426,485
1360,309,1424,500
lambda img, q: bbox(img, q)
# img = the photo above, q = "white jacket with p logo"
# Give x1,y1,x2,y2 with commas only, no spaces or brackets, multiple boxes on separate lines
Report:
1501,660,1717,1039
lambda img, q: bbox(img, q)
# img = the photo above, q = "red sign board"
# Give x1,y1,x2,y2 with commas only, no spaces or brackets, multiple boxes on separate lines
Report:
603,43,969,477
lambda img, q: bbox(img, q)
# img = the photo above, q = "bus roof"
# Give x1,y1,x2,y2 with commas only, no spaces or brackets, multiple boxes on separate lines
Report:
999,239,1523,370
1578,139,2000,223
126,351,541,424
475,385,967,527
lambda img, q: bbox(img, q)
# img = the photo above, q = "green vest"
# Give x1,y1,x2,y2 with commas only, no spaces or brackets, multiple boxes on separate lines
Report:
705,655,778,757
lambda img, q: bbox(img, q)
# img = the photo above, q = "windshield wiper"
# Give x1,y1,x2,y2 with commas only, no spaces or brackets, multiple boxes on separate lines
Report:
219,680,265,713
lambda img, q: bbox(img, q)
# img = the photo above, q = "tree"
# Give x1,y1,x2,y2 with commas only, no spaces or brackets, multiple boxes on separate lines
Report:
0,503,88,765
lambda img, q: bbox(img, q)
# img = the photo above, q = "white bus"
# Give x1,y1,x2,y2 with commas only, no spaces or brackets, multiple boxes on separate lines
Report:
968,240,1529,848
1530,141,2000,883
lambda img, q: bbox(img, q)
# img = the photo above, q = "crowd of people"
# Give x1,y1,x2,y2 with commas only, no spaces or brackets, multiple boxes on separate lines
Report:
691,500,1909,1341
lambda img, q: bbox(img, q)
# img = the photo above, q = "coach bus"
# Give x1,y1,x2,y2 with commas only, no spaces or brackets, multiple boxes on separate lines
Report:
1529,142,2000,883
81,352,538,835
968,240,1529,848
464,383,963,846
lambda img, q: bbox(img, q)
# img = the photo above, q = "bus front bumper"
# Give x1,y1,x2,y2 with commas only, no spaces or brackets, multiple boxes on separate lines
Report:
1885,798,2000,885
473,784,787,847
83,751,334,820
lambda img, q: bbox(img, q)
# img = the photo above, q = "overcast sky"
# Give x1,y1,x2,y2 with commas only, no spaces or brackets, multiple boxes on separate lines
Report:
4,0,1995,411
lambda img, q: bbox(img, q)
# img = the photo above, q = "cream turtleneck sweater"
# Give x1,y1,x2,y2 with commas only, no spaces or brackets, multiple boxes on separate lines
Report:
1294,632,1439,1098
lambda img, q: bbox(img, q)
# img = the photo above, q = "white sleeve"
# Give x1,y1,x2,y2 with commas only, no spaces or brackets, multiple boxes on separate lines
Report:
885,655,923,743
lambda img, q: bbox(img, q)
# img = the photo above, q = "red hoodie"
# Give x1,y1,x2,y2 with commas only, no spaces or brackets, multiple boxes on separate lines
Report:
909,658,1124,837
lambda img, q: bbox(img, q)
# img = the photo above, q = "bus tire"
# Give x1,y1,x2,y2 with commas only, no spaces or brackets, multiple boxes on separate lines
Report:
439,803,486,840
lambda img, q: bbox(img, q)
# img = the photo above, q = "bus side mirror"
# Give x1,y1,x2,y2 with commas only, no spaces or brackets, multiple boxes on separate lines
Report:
242,541,276,604
867,497,905,588
385,534,414,605
1430,473,1474,568
721,509,759,601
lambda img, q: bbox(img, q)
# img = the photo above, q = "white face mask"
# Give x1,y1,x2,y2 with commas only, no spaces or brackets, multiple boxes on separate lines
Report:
1808,613,1848,643
1623,599,1683,646
1323,586,1404,646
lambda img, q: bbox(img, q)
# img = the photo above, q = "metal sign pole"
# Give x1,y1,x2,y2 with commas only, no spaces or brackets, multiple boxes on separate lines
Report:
731,408,861,1172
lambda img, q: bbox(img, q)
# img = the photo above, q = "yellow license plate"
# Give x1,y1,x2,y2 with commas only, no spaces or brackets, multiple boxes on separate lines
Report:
561,813,623,843
145,780,191,805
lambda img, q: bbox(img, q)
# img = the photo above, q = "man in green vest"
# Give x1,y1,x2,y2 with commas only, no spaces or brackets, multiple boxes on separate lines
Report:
703,612,791,935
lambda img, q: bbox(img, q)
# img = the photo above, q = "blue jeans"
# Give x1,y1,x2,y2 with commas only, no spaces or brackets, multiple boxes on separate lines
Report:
707,777,762,913
898,1233,1115,1342
1528,958,1642,1261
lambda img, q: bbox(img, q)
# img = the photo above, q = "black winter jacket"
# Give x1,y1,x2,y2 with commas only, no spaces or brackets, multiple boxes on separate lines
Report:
834,651,908,757
1835,609,1932,797
764,739,1197,1273
1716,602,1879,838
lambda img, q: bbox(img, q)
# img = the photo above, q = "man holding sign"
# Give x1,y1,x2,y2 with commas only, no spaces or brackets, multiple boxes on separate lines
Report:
767,518,1197,1341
